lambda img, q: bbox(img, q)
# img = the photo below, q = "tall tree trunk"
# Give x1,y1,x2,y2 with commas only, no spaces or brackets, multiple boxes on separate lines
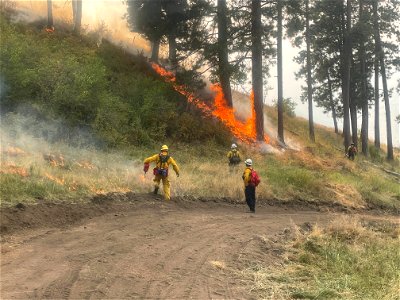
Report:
168,33,177,68
380,58,393,160
47,0,53,29
359,0,368,155
328,70,339,134
217,0,233,107
73,0,82,34
373,0,393,160
72,0,77,23
350,67,358,147
305,0,315,142
374,55,380,149
151,39,160,63
373,0,380,149
342,0,352,151
277,0,284,144
251,0,264,141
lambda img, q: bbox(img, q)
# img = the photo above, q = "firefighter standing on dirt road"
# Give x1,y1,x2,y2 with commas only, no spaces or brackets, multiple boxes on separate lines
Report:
143,145,180,200
227,143,242,172
242,158,260,213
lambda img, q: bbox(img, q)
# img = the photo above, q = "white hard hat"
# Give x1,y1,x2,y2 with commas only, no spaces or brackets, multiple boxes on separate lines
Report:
231,143,237,149
245,158,252,166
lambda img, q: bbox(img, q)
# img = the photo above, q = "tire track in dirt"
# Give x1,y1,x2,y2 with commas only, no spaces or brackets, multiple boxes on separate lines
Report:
1,199,331,299
97,214,233,299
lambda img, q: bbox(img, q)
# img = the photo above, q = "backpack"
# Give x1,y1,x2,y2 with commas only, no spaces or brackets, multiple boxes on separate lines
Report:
249,169,260,187
229,151,241,164
153,154,170,176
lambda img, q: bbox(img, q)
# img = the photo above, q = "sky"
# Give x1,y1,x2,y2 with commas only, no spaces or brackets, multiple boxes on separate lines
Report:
11,0,400,146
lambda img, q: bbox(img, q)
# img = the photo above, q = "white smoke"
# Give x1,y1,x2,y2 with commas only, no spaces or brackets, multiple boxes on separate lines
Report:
12,0,151,56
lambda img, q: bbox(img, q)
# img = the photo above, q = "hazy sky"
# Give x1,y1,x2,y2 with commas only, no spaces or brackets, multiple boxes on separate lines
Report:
13,0,400,146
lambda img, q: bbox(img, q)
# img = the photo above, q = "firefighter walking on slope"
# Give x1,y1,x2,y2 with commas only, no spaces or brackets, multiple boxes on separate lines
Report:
227,143,242,172
143,145,180,200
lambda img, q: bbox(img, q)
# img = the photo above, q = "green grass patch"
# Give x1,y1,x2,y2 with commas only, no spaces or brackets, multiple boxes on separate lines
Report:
263,158,324,200
287,222,400,299
328,170,400,209
0,174,73,205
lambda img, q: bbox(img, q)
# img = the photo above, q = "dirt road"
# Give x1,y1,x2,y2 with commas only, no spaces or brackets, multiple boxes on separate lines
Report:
1,194,333,299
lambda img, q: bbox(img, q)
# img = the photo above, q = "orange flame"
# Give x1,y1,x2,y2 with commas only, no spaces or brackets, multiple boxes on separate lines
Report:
139,174,146,183
75,161,96,170
43,173,78,191
3,147,26,157
44,172,65,185
90,187,106,194
0,163,29,177
151,63,212,114
43,153,65,167
151,63,269,143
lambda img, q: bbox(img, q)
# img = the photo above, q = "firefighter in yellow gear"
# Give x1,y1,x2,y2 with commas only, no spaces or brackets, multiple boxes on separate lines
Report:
227,143,242,172
143,145,180,200
242,159,256,213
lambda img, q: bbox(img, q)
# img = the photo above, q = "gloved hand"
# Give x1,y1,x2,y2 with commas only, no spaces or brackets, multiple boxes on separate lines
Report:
143,163,149,174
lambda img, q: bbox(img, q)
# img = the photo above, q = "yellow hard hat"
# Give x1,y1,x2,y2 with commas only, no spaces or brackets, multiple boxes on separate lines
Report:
161,145,169,151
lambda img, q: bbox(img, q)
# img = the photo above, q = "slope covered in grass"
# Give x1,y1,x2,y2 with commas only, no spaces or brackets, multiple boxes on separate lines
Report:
0,13,230,148
1,12,399,211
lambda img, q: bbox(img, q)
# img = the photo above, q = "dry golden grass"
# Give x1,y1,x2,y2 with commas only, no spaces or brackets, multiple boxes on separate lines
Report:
238,216,400,299
209,260,226,270
2,137,398,210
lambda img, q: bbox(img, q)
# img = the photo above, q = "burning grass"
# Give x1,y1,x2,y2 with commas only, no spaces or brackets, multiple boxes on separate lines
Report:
151,63,269,144
1,139,398,211
0,143,147,205
3,146,26,157
0,162,29,177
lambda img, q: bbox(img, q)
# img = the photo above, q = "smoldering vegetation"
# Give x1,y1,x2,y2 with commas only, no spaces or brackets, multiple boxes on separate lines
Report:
0,111,148,205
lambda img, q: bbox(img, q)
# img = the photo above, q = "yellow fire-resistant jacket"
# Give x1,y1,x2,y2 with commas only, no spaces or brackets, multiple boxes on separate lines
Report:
242,167,252,187
227,150,242,161
144,153,180,175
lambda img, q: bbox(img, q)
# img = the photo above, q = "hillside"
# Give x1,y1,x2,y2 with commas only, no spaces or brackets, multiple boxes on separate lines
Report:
1,12,399,211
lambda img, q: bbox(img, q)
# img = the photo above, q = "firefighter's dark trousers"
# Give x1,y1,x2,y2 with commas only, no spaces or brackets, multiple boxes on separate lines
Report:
245,185,256,212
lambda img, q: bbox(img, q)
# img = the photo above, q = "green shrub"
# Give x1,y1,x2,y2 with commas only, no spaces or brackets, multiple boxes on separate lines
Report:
272,97,297,117
369,145,384,163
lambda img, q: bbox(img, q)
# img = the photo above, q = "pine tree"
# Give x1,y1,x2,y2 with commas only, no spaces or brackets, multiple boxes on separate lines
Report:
251,0,264,141
277,0,284,144
47,0,53,30
217,0,233,107
342,0,352,151
372,0,393,160
72,0,82,34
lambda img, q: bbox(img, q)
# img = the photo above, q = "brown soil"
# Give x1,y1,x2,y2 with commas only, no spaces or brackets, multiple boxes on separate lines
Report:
0,193,393,299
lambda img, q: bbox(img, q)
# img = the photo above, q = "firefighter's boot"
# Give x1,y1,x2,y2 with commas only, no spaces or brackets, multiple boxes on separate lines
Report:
154,186,159,195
